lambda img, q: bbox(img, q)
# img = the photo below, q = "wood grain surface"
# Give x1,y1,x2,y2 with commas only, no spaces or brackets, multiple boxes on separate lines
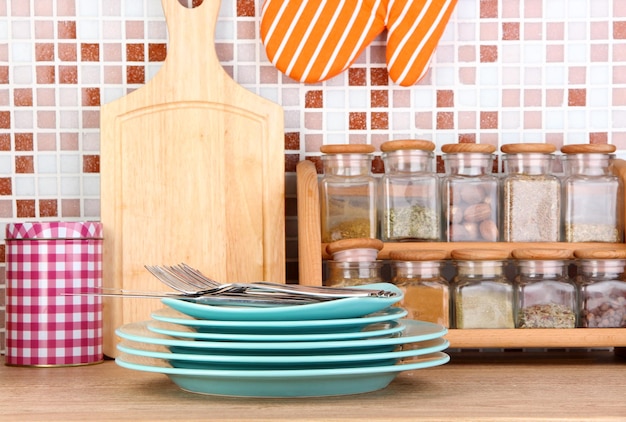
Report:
100,0,284,357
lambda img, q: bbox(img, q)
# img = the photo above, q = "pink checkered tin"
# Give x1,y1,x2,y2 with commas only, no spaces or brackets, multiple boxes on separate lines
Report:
5,221,103,367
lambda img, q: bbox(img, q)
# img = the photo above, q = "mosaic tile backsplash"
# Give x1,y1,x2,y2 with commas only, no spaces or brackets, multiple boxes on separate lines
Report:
1,0,626,352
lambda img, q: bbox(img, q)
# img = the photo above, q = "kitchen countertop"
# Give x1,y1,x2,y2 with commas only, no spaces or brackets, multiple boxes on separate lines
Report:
2,351,625,421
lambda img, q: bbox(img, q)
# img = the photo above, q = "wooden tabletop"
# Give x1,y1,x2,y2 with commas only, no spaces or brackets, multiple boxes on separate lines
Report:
2,351,625,421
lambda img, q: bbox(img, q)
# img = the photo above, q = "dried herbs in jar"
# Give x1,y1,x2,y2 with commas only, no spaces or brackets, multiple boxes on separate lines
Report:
379,140,440,241
512,248,577,329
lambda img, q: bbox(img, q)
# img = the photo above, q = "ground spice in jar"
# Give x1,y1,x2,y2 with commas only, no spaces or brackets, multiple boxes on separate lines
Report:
395,279,450,326
503,175,561,242
322,218,372,243
455,288,515,329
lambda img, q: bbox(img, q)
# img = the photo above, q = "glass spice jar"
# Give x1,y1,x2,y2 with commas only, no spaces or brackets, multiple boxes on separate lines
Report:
441,143,499,242
511,248,577,329
451,249,514,329
574,248,626,328
389,249,450,327
319,144,378,243
501,143,561,242
561,144,623,243
325,238,385,287
379,140,441,242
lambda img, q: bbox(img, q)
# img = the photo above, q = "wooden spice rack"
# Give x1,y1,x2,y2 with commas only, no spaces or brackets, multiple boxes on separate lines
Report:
296,158,626,349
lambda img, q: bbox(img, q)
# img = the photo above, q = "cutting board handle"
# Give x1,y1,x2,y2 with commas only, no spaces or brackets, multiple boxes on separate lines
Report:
159,0,223,77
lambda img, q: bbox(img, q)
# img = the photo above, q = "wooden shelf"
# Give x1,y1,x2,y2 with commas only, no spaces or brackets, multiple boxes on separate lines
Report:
296,158,626,349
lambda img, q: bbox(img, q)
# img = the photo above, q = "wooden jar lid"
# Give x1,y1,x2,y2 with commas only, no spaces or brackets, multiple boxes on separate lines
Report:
389,249,448,261
561,144,617,154
573,248,626,259
320,144,375,154
380,139,435,152
500,143,556,154
326,237,385,259
441,143,496,154
450,248,510,260
511,248,573,260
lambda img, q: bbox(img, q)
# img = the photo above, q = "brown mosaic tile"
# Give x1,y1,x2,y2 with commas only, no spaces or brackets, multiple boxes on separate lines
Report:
127,44,145,62
14,88,33,106
306,156,323,174
371,90,388,108
127,66,145,84
349,112,367,130
0,66,8,84
502,22,520,40
614,21,626,39
83,155,100,173
436,112,454,129
0,134,10,151
305,90,323,108
480,111,498,129
568,88,586,106
372,156,385,174
0,244,4,263
58,21,76,39
237,0,255,17
285,154,300,172
39,199,58,217
480,45,498,62
149,44,167,62
36,65,55,84
437,90,454,107
371,112,388,129
459,133,477,143
59,65,77,84
81,43,100,61
480,0,498,18
35,43,55,61
589,132,608,144
0,111,9,128
370,68,389,86
82,88,100,107
0,178,12,195
58,43,77,61
17,200,36,218
15,156,34,173
348,68,367,86
285,132,300,150
15,133,33,151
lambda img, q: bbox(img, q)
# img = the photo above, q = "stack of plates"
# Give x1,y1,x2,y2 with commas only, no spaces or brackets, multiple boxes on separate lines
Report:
115,283,450,397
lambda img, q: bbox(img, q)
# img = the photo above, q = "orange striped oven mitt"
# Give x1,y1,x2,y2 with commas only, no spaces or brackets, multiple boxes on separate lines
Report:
260,0,458,86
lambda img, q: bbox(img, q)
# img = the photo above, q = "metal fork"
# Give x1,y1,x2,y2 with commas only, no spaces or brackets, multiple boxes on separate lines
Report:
145,263,398,299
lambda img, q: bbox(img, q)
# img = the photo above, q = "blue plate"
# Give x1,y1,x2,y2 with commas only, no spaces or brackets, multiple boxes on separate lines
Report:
117,337,449,370
115,351,450,397
146,319,406,342
161,283,403,321
115,319,447,355
151,306,408,334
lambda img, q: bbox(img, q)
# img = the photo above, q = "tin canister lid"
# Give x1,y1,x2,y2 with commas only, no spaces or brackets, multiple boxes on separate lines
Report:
6,221,103,240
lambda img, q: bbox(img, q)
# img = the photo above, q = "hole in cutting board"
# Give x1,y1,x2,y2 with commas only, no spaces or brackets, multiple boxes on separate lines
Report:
178,0,203,8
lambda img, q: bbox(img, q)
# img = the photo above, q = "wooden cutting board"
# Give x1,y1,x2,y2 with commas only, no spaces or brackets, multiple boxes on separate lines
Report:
100,0,285,357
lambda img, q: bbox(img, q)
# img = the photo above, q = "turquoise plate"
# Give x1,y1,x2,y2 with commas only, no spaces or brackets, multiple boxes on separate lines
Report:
117,337,449,370
146,319,406,342
161,283,403,321
115,351,450,397
150,306,408,334
115,319,447,355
